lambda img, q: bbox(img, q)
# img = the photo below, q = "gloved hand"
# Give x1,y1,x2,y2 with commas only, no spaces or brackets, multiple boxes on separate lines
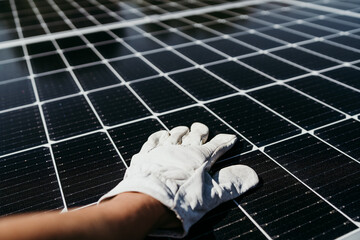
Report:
98,122,259,238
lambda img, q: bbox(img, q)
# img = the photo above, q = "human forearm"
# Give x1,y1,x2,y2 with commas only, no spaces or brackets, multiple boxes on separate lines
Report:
0,192,174,240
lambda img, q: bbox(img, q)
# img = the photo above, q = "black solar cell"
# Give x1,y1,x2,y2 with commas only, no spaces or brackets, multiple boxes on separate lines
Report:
289,76,360,115
206,95,301,146
176,44,225,64
131,77,195,113
0,147,63,216
233,33,283,50
206,61,274,89
42,96,102,140
56,36,86,49
124,36,163,52
271,47,338,70
240,54,307,80
287,22,335,37
322,67,360,90
185,201,267,239
301,41,360,62
143,50,193,72
260,28,310,43
248,85,345,129
88,86,151,125
315,119,360,161
217,150,357,239
152,31,191,46
30,54,66,74
63,48,101,66
170,68,236,101
35,71,79,101
110,56,158,81
0,106,47,155
0,46,24,61
73,63,120,90
265,134,360,221
52,132,126,207
180,26,218,40
206,38,255,57
0,79,35,110
108,118,163,164
0,60,29,82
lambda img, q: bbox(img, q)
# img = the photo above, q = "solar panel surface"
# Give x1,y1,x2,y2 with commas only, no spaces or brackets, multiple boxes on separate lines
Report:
0,0,360,239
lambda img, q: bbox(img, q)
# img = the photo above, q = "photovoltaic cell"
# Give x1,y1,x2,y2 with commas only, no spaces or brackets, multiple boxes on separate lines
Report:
35,71,79,101
73,64,121,90
206,95,301,146
110,56,158,81
42,96,102,140
30,54,66,74
0,79,35,110
27,41,56,55
214,151,357,239
169,68,236,101
289,76,360,115
144,50,193,72
301,41,360,62
248,85,345,130
152,31,191,46
271,47,338,70
52,132,126,207
0,46,24,61
63,48,101,66
315,119,360,161
88,86,151,125
240,54,307,80
206,61,273,89
206,38,255,57
185,201,267,239
56,36,86,49
286,22,335,37
0,147,63,216
0,60,29,82
233,33,283,50
0,106,47,155
108,118,163,164
328,35,360,50
95,41,132,59
176,44,225,64
322,67,360,90
260,28,310,43
265,134,360,221
180,26,218,40
124,36,163,52
131,77,195,113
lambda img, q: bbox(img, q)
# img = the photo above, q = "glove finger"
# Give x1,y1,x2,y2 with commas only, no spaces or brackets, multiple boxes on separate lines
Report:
212,165,259,201
182,122,209,146
140,130,169,153
162,126,189,145
201,134,237,170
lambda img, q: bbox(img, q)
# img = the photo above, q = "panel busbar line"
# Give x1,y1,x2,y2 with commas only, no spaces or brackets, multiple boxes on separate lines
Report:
1,0,360,239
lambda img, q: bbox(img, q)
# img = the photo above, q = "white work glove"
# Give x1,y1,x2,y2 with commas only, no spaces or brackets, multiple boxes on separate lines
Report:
98,122,259,238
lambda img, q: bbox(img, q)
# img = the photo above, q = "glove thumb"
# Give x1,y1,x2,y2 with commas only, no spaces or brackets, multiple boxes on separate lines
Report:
212,164,259,201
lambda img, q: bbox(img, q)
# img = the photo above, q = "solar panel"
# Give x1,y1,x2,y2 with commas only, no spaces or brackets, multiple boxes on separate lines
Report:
1,0,360,239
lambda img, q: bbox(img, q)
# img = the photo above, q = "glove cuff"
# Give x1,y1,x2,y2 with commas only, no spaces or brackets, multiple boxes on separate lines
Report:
98,174,172,207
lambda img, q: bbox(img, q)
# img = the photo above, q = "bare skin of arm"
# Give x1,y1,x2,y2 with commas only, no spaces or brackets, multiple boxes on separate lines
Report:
0,192,180,240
